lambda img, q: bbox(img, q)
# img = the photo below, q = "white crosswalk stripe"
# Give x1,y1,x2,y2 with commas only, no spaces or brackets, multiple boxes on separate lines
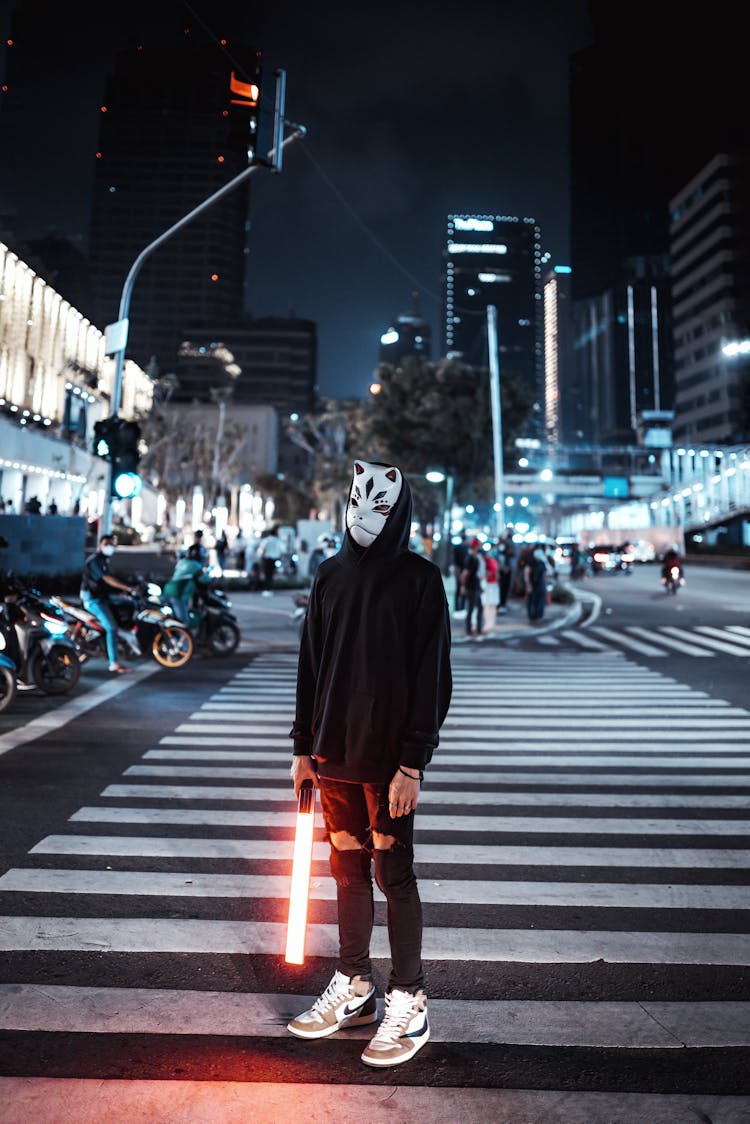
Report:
1,649,748,1110
530,622,750,657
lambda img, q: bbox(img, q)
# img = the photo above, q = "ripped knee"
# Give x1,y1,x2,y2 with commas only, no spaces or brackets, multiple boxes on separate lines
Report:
329,838,371,889
329,829,363,851
373,842,416,896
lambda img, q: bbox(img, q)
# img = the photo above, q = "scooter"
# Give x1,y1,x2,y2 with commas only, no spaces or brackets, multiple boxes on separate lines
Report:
52,584,194,669
187,585,241,656
0,606,17,712
0,578,81,695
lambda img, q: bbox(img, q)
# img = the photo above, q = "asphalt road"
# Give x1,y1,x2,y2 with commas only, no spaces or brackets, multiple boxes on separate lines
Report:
0,569,749,1121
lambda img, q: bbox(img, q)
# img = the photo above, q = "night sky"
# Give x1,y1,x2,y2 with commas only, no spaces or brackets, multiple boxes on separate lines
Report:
0,0,593,399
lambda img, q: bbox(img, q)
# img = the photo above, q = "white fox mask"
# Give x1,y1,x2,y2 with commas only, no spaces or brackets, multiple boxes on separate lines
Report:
345,460,403,547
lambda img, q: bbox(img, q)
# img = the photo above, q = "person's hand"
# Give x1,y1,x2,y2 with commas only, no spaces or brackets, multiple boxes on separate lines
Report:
388,768,420,817
291,755,318,797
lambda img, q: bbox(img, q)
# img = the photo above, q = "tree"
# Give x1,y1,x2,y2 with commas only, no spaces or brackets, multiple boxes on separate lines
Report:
286,396,369,528
360,356,534,521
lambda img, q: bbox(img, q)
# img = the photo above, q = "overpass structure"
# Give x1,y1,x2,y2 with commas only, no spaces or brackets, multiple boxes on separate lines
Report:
501,444,750,547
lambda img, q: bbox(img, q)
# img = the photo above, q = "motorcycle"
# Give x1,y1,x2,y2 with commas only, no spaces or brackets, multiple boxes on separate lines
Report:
51,583,194,669
291,591,309,639
661,564,685,595
187,584,241,656
0,578,81,695
0,606,17,712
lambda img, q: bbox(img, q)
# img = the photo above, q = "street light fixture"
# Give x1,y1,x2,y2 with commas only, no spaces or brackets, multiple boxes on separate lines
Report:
425,468,454,574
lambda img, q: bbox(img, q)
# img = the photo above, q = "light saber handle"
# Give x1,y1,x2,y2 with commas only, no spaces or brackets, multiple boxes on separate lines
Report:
285,778,316,965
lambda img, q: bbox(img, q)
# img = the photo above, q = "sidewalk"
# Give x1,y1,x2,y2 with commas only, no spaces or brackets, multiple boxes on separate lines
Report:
444,573,583,644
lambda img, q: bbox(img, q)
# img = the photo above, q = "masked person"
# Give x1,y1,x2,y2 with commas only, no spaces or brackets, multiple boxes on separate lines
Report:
288,460,452,1068
80,533,136,673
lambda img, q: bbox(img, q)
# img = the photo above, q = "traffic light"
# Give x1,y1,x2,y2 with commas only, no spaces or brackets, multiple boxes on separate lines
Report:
227,53,284,169
110,419,142,500
92,417,119,459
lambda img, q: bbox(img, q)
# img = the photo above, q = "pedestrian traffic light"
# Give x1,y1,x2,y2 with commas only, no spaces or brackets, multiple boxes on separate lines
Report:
110,418,142,499
92,417,119,459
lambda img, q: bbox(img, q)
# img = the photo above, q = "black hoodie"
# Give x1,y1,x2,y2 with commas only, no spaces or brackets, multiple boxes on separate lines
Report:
290,471,452,783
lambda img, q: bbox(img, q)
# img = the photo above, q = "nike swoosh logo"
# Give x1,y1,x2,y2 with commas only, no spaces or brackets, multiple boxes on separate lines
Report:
405,1019,428,1038
343,999,369,1016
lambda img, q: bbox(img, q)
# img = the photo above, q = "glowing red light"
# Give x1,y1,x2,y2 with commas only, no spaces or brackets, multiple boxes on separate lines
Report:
1,85,7,93
217,155,225,163
222,109,228,117
220,39,227,45
100,105,107,113
95,152,102,159
210,274,219,282
6,39,13,46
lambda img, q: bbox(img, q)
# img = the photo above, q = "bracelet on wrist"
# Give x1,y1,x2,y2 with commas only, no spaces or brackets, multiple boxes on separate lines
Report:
399,765,424,782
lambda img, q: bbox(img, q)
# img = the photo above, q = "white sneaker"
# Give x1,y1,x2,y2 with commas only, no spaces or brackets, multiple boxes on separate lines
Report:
361,988,429,1067
287,970,377,1039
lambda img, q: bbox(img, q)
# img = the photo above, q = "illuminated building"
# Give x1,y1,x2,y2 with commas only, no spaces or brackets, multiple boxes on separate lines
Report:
670,152,750,444
543,266,575,444
0,241,152,517
441,214,543,431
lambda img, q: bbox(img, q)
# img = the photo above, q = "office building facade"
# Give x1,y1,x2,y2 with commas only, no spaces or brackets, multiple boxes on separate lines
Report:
670,152,750,444
442,214,542,427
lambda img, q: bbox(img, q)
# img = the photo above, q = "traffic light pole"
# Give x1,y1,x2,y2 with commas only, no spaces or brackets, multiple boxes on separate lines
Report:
101,116,307,534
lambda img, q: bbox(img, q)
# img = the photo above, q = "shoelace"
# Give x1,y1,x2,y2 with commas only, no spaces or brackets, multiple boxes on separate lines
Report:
311,972,349,1016
373,993,419,1042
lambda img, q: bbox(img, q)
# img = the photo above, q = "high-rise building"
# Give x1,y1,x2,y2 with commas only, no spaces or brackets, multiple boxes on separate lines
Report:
442,214,542,425
88,38,260,374
567,0,746,445
379,293,432,366
543,266,575,444
670,152,750,445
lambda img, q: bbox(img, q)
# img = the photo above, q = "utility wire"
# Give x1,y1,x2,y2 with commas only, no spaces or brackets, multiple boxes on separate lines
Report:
297,141,443,306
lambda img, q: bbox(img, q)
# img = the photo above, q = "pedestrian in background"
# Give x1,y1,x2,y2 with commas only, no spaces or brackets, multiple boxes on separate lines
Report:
482,545,499,633
524,543,550,624
460,537,485,638
496,532,515,614
258,525,282,593
215,530,228,573
452,530,469,616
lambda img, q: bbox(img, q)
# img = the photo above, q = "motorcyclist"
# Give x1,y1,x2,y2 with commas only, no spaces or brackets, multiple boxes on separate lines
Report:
80,534,137,673
163,543,210,624
661,544,683,580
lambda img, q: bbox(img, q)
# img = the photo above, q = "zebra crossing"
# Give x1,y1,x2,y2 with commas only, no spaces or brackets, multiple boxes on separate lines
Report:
0,649,749,1117
535,621,750,657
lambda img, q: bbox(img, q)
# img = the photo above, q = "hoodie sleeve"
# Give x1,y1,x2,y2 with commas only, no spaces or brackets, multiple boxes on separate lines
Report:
289,579,321,756
400,565,453,772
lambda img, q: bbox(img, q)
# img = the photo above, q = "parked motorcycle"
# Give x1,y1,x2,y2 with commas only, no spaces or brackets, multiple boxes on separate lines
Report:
1,578,81,694
52,584,194,669
187,585,241,656
0,606,17,712
662,564,685,595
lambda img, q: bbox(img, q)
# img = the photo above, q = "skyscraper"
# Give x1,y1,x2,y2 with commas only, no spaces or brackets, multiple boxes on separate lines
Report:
442,214,542,426
88,37,259,373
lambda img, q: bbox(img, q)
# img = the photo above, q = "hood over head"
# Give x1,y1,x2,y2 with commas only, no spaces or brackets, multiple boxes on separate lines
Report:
342,459,413,561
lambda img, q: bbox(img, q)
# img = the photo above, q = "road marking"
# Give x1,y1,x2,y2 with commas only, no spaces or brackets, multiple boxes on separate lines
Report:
101,782,750,809
68,806,750,834
589,625,666,656
1,985,749,1048
152,746,750,764
0,665,158,758
2,868,748,910
30,835,750,867
1,916,748,964
558,631,610,650
659,626,750,656
696,625,750,649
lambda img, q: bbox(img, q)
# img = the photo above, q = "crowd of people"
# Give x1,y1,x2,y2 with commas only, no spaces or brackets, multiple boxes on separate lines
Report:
451,531,558,637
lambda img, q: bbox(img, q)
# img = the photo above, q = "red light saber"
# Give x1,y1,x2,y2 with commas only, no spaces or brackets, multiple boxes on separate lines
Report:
285,778,316,965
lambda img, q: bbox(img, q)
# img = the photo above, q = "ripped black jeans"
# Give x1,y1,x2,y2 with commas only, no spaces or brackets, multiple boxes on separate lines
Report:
318,776,424,994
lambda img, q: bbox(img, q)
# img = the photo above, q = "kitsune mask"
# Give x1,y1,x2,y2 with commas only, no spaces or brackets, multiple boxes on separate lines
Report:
346,460,403,547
